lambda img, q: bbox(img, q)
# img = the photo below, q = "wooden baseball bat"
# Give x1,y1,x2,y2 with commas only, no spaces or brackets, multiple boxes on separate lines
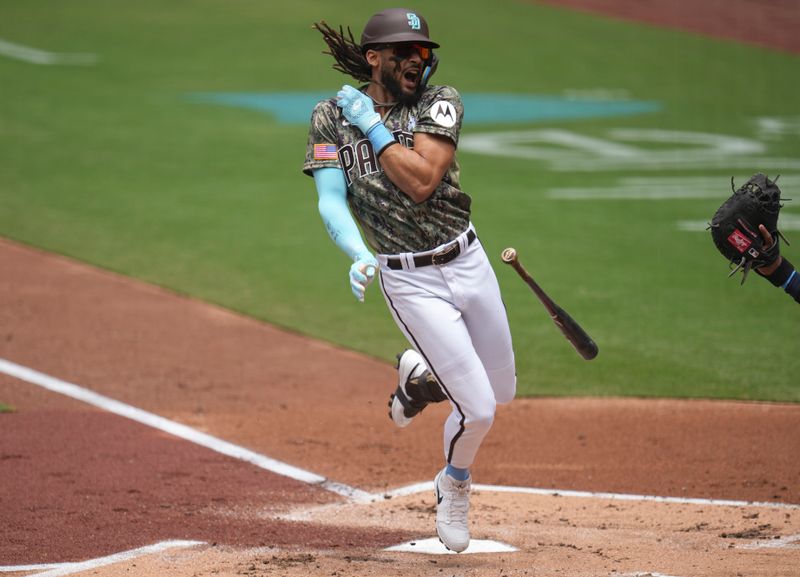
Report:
501,248,599,361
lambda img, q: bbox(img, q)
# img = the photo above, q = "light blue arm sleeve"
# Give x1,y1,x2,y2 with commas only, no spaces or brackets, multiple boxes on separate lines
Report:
312,167,372,261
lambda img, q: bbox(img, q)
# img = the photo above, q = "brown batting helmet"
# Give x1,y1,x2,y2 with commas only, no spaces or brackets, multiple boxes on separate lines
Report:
360,8,440,50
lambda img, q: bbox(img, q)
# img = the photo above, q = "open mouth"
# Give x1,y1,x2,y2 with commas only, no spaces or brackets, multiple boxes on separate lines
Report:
402,69,420,88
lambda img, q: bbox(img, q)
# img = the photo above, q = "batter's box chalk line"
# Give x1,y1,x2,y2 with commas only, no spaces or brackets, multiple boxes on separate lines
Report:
385,538,518,555
737,533,800,550
0,540,205,576
621,573,685,577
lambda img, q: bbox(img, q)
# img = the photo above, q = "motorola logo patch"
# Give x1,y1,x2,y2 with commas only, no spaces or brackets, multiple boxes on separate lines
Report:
431,100,457,128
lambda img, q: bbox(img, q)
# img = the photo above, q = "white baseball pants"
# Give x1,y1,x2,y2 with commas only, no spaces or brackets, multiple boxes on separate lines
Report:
377,226,517,469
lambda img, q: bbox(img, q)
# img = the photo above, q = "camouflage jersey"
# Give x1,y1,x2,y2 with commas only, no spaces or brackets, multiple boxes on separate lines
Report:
303,85,471,254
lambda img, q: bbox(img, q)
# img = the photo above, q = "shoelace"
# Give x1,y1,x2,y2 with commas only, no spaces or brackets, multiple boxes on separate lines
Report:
444,484,470,525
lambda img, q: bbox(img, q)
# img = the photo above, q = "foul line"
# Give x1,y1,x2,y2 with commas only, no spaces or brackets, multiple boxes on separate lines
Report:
2,357,798,511
0,540,204,576
0,38,97,65
0,358,370,501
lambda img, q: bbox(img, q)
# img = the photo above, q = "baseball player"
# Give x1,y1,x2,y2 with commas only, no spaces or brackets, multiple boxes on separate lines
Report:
710,173,799,304
303,8,516,552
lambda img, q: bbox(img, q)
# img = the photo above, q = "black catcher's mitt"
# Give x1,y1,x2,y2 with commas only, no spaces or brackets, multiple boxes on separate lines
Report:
709,173,789,283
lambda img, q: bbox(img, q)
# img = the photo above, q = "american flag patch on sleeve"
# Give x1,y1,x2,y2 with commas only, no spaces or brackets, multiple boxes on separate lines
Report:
314,143,338,160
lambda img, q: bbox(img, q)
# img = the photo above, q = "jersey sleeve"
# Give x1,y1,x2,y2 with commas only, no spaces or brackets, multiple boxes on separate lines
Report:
413,86,464,147
302,99,342,177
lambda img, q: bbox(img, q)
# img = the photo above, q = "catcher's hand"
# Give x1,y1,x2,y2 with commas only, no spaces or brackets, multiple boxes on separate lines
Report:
756,224,784,275
708,173,789,284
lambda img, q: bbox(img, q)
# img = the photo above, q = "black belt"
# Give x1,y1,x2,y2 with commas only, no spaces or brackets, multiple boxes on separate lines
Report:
386,230,476,270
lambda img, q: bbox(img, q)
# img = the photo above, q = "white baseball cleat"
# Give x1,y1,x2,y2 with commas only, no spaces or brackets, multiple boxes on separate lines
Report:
434,467,471,553
388,349,429,428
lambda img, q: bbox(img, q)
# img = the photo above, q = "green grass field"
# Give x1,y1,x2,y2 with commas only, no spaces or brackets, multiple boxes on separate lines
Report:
1,0,798,400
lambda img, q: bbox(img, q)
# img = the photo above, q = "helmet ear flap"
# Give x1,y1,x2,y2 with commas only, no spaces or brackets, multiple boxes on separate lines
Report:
420,52,438,88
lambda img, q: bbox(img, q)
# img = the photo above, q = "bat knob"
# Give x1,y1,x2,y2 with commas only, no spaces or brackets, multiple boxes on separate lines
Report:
501,248,517,264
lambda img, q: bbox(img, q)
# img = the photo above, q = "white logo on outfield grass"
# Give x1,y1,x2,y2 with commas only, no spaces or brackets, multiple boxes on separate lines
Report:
548,175,800,200
0,37,97,65
756,116,800,140
459,128,800,171
678,212,800,232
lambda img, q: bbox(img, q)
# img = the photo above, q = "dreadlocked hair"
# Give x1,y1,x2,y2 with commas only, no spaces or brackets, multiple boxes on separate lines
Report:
312,20,372,83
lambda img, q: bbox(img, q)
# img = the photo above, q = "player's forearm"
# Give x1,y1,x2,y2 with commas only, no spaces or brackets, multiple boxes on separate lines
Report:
313,168,372,261
318,198,371,259
758,257,800,304
756,255,783,276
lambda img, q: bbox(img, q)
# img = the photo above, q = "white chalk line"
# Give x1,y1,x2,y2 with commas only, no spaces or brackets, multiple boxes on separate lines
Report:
3,357,798,512
0,38,97,65
470,484,800,510
621,573,685,577
738,533,800,550
0,357,370,501
0,540,204,576
382,481,800,510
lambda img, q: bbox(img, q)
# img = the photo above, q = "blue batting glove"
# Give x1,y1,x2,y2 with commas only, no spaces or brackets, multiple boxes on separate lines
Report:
336,85,381,134
349,253,379,302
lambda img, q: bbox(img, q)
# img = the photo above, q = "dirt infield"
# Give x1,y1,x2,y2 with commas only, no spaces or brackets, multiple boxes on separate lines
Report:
1,235,799,577
534,0,800,55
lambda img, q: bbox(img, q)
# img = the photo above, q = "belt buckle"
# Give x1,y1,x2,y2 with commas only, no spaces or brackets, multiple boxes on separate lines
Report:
431,242,459,265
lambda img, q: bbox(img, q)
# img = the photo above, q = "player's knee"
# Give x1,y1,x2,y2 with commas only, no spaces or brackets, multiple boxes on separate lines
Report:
489,365,516,405
466,401,496,434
